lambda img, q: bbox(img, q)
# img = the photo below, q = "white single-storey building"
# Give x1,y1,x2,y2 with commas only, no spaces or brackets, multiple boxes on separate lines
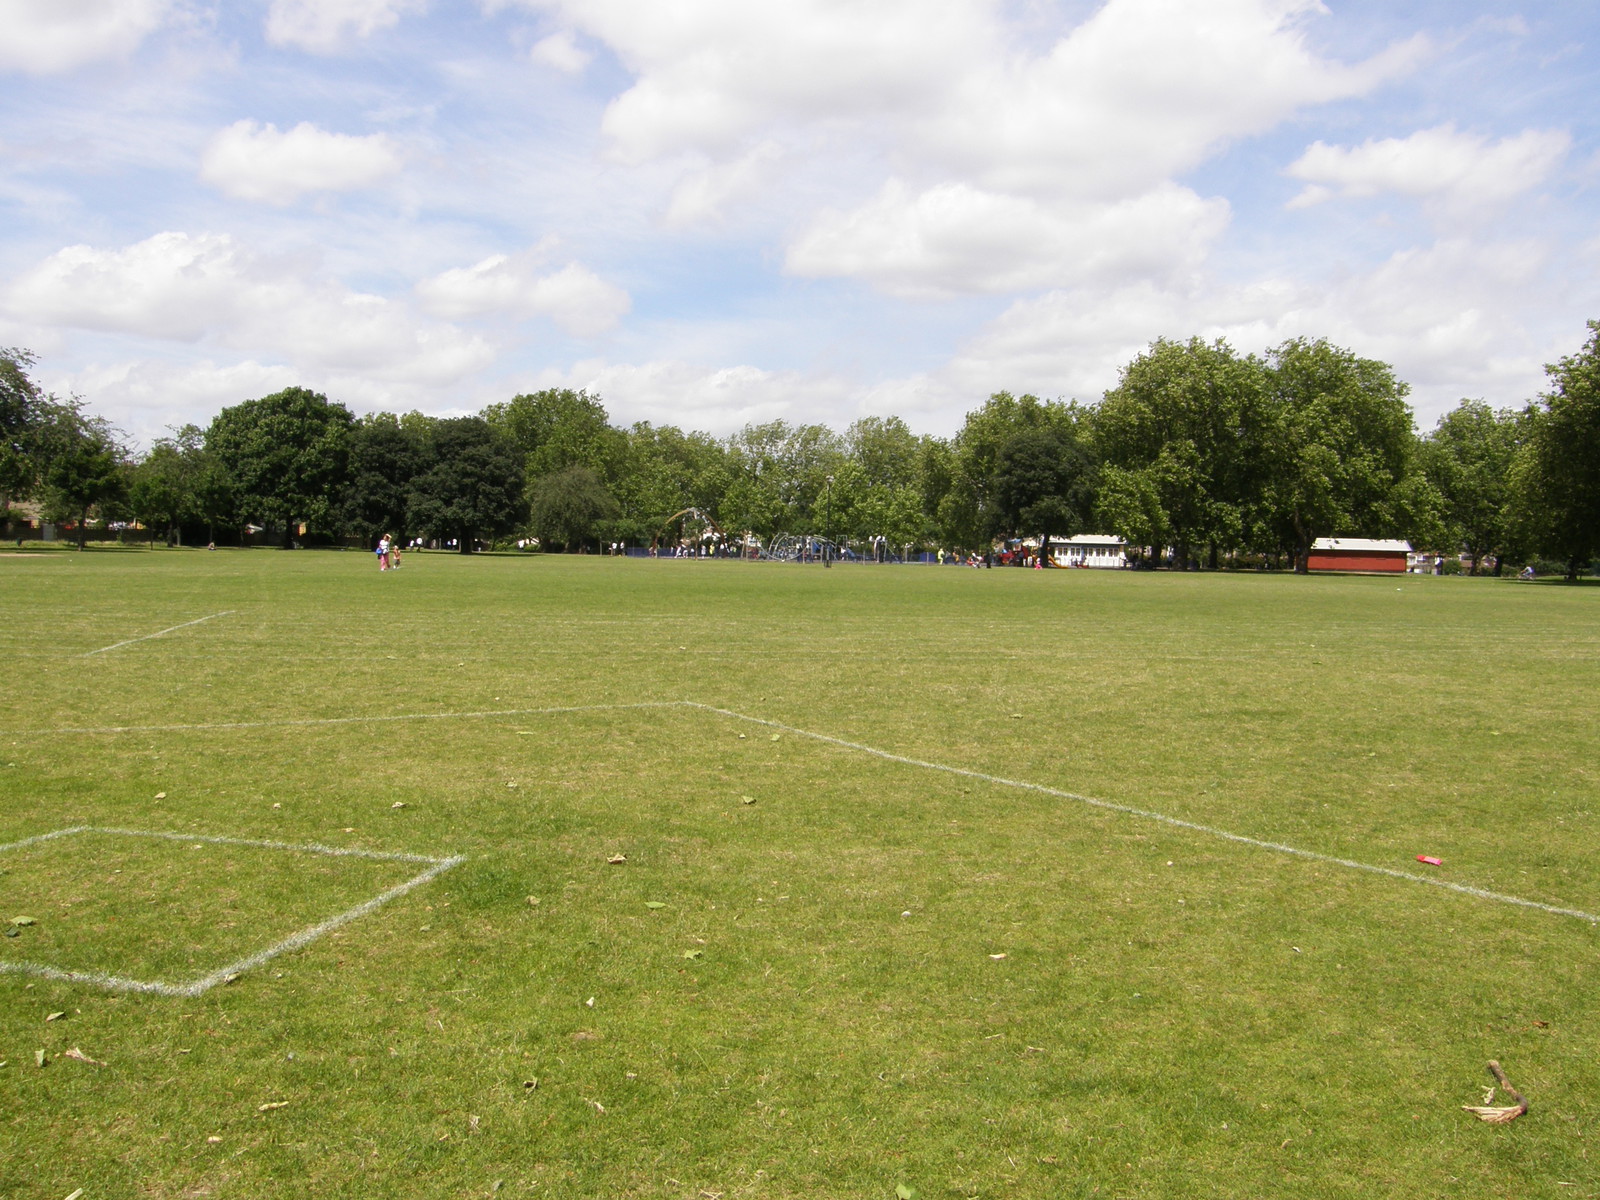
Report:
1019,534,1127,567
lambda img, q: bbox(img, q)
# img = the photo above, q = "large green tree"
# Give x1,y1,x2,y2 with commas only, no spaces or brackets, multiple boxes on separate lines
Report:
831,416,937,555
1510,320,1600,579
1093,339,1271,567
32,399,128,549
612,422,731,543
0,348,44,512
993,420,1097,559
128,426,211,546
526,465,621,552
940,392,1078,551
484,389,626,483
1260,338,1426,571
722,421,844,539
341,412,430,543
1419,400,1522,574
205,387,354,546
407,417,525,553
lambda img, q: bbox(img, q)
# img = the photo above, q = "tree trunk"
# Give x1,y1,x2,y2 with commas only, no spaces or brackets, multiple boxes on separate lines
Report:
77,508,89,550
458,527,473,554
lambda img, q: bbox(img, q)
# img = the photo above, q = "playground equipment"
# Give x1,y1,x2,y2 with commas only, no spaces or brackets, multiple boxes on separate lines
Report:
649,508,763,557
762,533,845,562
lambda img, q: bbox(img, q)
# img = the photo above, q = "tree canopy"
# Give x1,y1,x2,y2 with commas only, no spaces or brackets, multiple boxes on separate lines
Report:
1511,320,1600,578
206,387,354,546
406,417,526,553
9,321,1600,575
526,465,620,552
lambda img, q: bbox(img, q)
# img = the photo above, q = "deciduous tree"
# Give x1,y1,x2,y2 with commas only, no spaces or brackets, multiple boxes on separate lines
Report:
205,387,354,546
1419,400,1521,574
341,412,430,543
0,347,44,511
33,399,128,549
1093,339,1270,566
526,465,620,552
1261,338,1422,571
407,417,525,553
1510,321,1600,579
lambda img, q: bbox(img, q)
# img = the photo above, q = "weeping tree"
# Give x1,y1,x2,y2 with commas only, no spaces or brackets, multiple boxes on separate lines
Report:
526,465,619,552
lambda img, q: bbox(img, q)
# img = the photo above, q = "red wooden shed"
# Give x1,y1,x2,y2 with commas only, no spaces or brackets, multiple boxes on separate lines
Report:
1307,538,1411,573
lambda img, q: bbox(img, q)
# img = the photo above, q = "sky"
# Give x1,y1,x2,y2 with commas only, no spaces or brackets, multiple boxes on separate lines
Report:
3,0,1599,448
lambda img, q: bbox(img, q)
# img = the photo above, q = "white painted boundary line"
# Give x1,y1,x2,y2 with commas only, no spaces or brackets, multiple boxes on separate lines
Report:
682,703,1600,926
6,700,1594,926
21,699,683,737
82,610,235,657
0,826,462,996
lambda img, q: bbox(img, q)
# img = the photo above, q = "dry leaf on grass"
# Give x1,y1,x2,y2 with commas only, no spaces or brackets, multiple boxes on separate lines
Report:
258,1100,290,1112
62,1048,105,1065
1463,1105,1525,1124
607,854,627,865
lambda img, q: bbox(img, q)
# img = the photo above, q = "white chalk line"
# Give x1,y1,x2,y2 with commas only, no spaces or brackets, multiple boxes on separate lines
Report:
6,699,1595,928
0,826,462,996
82,610,235,657
682,703,1600,926
15,699,684,737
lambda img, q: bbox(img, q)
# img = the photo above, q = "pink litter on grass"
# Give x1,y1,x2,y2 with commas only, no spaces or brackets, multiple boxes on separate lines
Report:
1416,855,1443,866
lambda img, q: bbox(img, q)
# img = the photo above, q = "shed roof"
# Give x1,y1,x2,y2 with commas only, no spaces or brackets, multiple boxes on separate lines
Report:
1020,534,1125,548
1310,538,1412,553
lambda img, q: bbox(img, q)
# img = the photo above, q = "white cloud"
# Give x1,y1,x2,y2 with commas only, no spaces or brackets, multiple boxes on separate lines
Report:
199,120,403,205
58,358,301,445
516,0,1426,199
265,0,424,53
0,0,173,74
786,180,1230,296
416,248,631,336
530,358,856,434
939,236,1561,427
525,0,992,162
1286,124,1570,221
529,30,590,73
665,141,785,226
925,0,1429,197
5,231,492,384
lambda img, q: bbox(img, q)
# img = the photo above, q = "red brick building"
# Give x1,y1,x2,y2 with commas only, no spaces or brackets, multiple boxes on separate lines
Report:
1307,538,1411,573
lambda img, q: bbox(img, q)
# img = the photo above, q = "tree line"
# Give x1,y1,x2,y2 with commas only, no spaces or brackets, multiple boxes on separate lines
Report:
2,324,1597,576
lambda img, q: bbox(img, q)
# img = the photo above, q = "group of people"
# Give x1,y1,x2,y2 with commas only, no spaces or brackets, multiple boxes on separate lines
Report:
375,534,402,571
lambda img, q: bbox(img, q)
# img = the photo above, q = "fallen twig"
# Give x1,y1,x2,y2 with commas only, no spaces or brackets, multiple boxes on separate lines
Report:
1462,1060,1528,1124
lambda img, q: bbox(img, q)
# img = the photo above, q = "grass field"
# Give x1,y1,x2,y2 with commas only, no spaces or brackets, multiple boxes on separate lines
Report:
1,549,1597,1199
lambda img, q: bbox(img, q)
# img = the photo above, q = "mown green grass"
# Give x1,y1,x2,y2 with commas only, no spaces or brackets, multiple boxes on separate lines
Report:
0,549,1596,1198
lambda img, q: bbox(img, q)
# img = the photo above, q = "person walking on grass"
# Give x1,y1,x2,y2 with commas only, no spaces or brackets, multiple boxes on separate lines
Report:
388,536,401,570
377,534,390,571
